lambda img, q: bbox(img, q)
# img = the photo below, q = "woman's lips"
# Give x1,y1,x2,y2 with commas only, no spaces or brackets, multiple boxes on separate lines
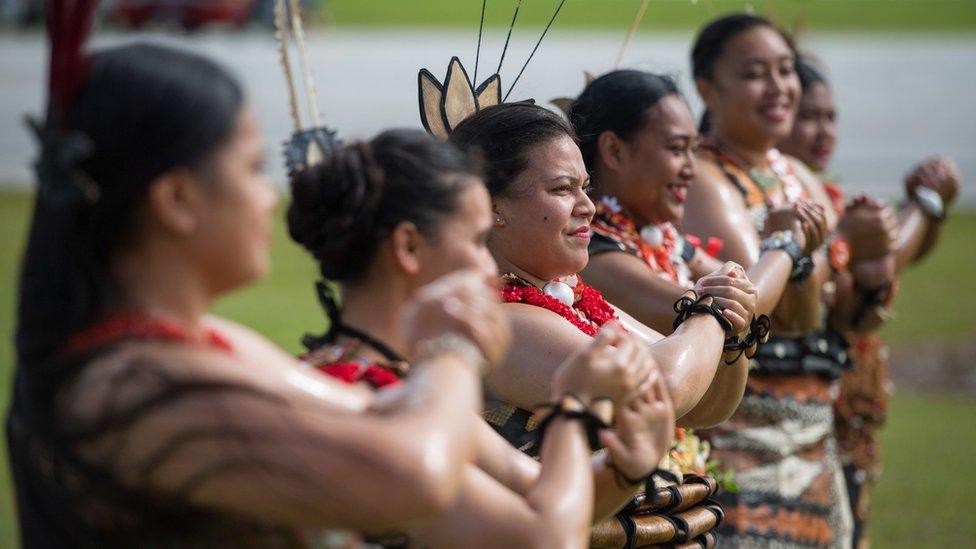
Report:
667,183,689,203
569,226,592,239
759,103,790,123
813,145,833,160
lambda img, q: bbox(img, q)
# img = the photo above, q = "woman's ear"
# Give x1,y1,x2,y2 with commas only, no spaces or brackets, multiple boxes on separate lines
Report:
390,220,423,275
597,130,627,173
492,202,507,227
695,76,716,110
146,167,203,236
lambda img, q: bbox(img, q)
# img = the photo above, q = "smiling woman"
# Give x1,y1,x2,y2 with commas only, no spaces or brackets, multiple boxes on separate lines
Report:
684,13,853,548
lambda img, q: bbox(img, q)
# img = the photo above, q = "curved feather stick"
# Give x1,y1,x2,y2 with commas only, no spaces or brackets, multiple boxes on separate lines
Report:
274,0,305,131
613,0,650,70
275,0,338,175
287,0,322,127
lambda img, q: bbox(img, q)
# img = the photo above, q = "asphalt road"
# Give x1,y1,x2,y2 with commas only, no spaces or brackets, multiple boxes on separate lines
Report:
1,29,974,204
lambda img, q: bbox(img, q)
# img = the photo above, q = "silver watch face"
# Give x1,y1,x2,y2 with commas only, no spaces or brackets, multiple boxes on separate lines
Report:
915,186,945,218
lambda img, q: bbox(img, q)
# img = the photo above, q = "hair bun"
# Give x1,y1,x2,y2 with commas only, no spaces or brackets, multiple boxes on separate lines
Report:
287,142,385,280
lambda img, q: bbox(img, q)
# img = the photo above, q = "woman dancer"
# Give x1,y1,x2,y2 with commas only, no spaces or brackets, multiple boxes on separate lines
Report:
445,102,762,547
571,70,827,429
287,128,675,547
8,36,514,545
683,13,853,547
779,58,962,548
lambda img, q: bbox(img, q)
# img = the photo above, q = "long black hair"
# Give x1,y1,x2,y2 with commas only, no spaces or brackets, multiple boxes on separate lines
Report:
16,42,244,399
569,70,681,173
448,103,576,197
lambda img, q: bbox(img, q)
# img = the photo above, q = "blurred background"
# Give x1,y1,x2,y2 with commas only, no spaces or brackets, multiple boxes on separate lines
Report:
1,1,974,546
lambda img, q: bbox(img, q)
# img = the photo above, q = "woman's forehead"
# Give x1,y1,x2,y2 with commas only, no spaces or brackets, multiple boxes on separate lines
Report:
522,136,586,178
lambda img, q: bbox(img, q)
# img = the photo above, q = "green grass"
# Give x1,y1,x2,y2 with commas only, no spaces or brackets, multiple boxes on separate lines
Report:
320,0,976,33
871,393,976,546
0,189,974,546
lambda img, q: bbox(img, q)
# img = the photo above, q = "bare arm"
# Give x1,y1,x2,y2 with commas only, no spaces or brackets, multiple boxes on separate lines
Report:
414,417,593,549
488,303,723,421
582,251,693,335
470,420,657,522
615,306,725,418
894,202,941,270
66,344,484,533
676,352,749,428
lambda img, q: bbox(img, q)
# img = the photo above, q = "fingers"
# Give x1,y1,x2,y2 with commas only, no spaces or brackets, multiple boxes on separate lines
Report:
797,200,828,251
587,322,623,362
712,297,749,334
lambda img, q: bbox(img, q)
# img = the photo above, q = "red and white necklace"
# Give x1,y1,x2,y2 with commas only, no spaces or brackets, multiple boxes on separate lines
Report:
500,273,617,336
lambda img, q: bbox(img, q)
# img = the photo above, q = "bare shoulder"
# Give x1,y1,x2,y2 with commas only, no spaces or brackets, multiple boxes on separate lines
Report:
689,157,742,208
784,153,838,227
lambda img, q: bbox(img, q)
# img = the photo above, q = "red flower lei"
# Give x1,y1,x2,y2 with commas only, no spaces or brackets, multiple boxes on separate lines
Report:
500,275,617,336
591,198,680,283
64,313,235,355
315,361,402,389
303,340,405,390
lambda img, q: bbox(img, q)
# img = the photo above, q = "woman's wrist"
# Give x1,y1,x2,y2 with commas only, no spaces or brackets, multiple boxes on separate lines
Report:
413,332,488,378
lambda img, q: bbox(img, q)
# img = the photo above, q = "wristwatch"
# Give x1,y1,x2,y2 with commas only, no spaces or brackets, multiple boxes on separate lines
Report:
760,230,814,282
912,186,946,222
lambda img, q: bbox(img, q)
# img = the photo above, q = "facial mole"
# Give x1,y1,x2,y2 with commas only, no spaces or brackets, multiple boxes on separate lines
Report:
543,215,548,221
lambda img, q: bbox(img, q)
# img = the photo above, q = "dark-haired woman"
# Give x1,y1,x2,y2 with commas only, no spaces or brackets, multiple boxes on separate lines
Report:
572,70,827,431
683,13,854,547
779,58,962,548
287,127,675,548
448,101,761,438
9,42,517,546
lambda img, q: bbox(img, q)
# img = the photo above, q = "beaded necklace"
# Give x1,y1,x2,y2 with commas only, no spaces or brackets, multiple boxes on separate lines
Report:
591,196,690,286
701,136,807,231
500,273,617,336
64,313,235,356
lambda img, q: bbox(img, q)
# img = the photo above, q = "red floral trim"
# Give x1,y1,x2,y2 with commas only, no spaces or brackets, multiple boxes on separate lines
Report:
314,361,402,389
65,313,234,355
500,279,617,336
823,181,846,215
829,235,852,272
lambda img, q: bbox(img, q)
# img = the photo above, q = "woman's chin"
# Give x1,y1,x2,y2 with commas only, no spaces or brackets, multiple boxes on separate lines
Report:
653,207,683,226
564,253,590,277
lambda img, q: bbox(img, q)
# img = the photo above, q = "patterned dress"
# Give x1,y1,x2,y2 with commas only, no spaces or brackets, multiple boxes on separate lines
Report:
693,143,855,548
822,180,891,549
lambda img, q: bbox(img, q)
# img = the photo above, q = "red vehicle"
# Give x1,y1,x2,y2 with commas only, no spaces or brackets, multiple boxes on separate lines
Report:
109,0,255,30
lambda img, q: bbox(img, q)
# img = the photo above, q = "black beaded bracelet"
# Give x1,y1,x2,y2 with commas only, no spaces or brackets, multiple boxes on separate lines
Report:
723,314,772,364
672,290,734,334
